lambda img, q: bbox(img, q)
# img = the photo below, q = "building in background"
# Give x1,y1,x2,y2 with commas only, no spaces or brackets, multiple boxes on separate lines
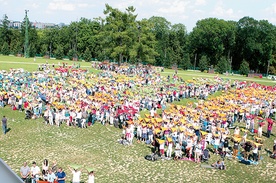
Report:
7,20,65,29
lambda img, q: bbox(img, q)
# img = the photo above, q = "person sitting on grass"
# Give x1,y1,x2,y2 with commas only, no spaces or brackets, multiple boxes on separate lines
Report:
243,141,252,160
211,159,226,170
118,136,129,145
271,140,276,159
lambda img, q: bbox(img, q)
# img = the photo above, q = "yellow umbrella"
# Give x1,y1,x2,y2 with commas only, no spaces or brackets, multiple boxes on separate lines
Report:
144,118,150,123
171,127,177,132
157,139,165,144
161,127,168,131
180,119,186,124
200,131,208,136
214,134,220,137
155,129,161,134
232,136,242,142
179,127,185,132
155,118,163,123
254,142,263,147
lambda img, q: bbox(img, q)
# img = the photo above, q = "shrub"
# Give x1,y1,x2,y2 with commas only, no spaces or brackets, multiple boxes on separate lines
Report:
239,60,250,76
83,47,92,62
198,55,209,72
216,56,230,74
55,45,64,60
1,42,10,55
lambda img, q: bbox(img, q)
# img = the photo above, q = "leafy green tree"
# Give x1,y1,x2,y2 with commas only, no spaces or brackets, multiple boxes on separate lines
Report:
29,43,37,57
198,55,209,72
168,23,188,67
0,14,11,46
269,66,276,75
9,29,22,55
55,45,64,60
100,4,138,65
83,47,92,62
189,18,236,66
1,42,10,55
40,44,48,57
68,49,76,60
234,17,276,72
148,16,171,66
129,19,158,64
216,56,230,74
180,53,191,70
239,59,250,75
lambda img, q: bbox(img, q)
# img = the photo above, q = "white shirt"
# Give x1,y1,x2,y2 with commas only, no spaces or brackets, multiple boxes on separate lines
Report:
252,147,258,154
88,174,94,183
31,166,40,177
76,112,82,119
72,170,81,182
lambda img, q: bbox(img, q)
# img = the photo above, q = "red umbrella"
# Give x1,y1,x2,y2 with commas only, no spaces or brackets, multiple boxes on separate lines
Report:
266,118,274,124
259,122,266,127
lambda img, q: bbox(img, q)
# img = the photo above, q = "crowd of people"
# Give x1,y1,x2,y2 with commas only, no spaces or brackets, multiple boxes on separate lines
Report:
0,61,276,178
0,62,231,130
119,81,276,164
20,160,94,183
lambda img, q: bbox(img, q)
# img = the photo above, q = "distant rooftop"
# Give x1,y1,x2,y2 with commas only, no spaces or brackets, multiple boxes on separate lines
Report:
6,20,66,29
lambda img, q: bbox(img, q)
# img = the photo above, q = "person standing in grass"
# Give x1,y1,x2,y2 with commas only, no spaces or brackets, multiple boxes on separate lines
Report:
194,141,202,163
30,161,40,183
88,171,94,183
20,162,30,182
166,140,173,158
51,160,58,174
56,167,66,183
159,141,165,157
47,169,56,183
267,122,273,138
68,165,82,183
2,115,7,134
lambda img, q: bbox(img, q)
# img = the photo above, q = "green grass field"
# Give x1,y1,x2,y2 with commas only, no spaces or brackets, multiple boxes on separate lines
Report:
0,55,276,183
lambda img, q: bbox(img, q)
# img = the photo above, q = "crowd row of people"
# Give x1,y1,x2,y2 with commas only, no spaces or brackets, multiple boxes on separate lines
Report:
20,159,94,183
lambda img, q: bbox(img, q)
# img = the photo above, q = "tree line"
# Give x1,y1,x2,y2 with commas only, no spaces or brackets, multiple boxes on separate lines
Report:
0,4,276,75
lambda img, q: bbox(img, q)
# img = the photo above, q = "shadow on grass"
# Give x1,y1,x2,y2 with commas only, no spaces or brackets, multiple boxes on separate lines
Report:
264,148,273,155
6,128,11,133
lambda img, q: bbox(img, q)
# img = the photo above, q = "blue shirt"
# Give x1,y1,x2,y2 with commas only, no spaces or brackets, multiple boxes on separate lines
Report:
56,171,66,183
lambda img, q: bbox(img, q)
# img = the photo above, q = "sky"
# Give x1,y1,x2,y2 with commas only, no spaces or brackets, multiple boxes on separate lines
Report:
1,0,276,32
